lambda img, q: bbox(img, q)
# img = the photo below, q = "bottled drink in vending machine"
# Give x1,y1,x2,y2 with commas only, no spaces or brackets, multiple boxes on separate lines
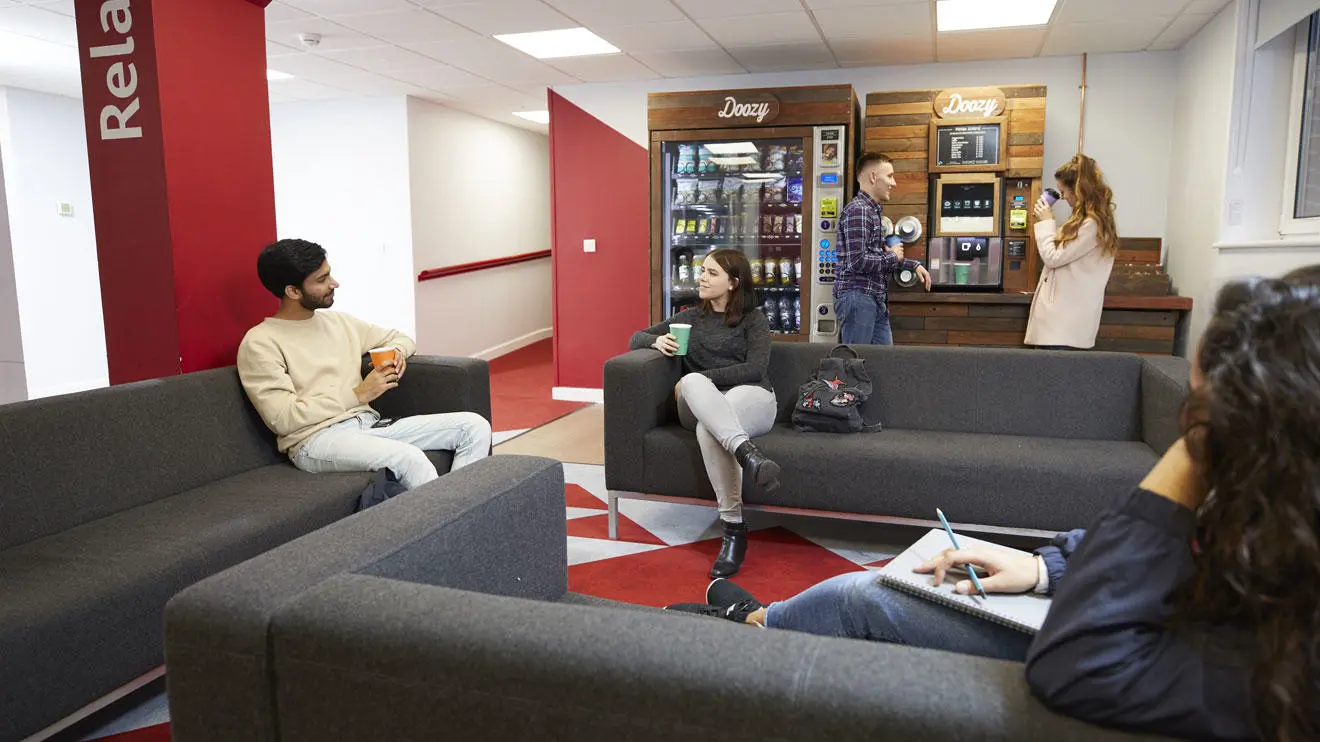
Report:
795,259,802,287
676,250,692,286
780,259,794,286
794,296,801,332
763,291,779,332
778,294,793,334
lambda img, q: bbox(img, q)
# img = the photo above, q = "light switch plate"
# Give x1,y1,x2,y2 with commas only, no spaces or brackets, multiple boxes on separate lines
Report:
56,202,74,217
583,239,596,253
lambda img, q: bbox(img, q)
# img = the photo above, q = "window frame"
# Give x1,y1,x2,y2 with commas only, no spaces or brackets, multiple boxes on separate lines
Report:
1280,13,1320,235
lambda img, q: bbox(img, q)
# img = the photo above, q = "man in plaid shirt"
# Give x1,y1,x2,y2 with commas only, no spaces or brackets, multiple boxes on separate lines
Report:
833,152,931,345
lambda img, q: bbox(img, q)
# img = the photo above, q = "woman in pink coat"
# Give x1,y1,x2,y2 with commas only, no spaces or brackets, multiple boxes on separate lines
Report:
1026,155,1119,350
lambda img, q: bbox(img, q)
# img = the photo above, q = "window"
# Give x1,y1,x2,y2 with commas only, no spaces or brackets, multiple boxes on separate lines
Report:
1293,14,1320,219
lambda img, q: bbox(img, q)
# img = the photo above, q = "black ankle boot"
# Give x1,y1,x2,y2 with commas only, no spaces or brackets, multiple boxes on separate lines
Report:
710,521,748,578
734,441,781,492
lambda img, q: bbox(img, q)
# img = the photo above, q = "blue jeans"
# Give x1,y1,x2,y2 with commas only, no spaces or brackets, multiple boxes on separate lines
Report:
834,290,893,346
764,571,1032,661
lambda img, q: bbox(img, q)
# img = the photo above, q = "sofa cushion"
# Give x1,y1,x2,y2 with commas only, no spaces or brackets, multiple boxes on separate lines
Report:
0,368,282,551
640,425,1156,532
0,463,370,742
766,345,1144,442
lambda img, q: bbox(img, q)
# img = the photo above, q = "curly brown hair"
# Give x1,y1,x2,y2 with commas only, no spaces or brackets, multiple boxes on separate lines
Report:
1054,155,1120,257
1178,274,1320,741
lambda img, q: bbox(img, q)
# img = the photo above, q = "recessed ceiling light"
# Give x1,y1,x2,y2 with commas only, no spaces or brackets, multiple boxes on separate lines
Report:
267,69,295,82
704,142,760,155
514,110,550,124
494,28,619,60
936,0,1057,32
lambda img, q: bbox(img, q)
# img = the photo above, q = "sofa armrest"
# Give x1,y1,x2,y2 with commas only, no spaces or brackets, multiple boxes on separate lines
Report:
1139,356,1190,454
368,355,492,423
267,584,1171,742
604,349,681,491
164,455,565,742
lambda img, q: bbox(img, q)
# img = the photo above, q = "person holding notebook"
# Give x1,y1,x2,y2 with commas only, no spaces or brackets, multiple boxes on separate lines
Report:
667,268,1320,742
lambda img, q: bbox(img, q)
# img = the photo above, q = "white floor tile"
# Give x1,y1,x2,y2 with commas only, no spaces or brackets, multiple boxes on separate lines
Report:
492,428,531,446
567,536,666,566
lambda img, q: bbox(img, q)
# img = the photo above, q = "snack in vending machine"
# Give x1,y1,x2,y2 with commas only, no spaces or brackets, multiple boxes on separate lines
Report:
677,144,696,174
686,220,698,233
772,215,784,235
787,145,804,171
765,145,787,172
778,294,793,333
697,218,709,234
780,259,794,286
764,259,779,285
792,214,803,235
708,216,719,234
794,258,802,286
787,176,803,205
750,259,763,285
794,299,801,332
722,176,742,206
764,177,786,203
763,292,779,332
698,178,720,204
698,146,718,174
676,178,698,205
674,219,686,235
761,215,773,235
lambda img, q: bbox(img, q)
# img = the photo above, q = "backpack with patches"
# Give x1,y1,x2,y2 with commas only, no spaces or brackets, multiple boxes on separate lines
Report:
791,344,881,434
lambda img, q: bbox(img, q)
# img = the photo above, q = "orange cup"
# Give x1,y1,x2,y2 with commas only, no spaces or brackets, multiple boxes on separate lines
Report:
369,346,398,368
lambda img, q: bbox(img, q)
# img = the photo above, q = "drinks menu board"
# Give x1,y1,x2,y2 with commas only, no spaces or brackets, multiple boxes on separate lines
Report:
934,123,1001,168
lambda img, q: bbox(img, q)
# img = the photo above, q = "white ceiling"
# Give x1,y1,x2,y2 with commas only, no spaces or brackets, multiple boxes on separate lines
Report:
0,0,1231,132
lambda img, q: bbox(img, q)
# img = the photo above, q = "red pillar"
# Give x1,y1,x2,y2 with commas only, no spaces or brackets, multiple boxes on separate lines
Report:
74,0,276,384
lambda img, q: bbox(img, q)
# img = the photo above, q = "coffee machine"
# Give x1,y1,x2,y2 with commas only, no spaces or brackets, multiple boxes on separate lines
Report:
923,172,1036,291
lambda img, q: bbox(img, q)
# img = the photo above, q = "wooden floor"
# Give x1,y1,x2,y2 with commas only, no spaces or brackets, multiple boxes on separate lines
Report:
493,404,604,465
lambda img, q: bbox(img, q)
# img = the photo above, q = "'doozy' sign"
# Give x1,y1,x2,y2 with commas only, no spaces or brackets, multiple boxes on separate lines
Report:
716,94,780,124
933,87,1007,119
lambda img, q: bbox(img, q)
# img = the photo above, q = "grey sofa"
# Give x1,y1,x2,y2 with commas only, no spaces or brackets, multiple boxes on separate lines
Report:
164,454,1169,742
605,344,1189,537
0,355,489,742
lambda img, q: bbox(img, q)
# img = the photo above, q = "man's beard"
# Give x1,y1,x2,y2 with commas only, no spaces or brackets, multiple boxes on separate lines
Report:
299,291,333,310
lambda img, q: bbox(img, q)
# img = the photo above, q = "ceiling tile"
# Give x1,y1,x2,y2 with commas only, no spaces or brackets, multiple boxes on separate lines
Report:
318,44,443,71
331,9,479,45
0,5,76,45
805,0,928,7
270,79,351,101
25,0,72,17
378,63,492,91
672,0,805,19
593,20,718,54
1148,12,1215,51
266,16,381,51
547,53,660,82
265,2,315,23
1185,0,1230,14
263,53,365,82
279,0,417,17
814,3,930,39
633,48,747,76
1053,0,1186,23
431,0,576,35
937,28,1047,62
1040,17,1169,55
405,37,582,85
698,11,826,47
267,39,303,57
832,35,934,66
542,0,686,26
727,42,838,72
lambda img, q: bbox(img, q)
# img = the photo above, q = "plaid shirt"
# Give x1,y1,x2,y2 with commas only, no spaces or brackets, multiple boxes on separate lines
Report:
833,190,918,304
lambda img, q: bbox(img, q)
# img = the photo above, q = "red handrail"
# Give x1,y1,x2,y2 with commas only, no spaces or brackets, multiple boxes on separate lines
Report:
417,249,551,282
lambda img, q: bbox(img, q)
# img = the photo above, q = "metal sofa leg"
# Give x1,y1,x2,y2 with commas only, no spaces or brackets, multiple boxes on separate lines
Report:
608,491,620,540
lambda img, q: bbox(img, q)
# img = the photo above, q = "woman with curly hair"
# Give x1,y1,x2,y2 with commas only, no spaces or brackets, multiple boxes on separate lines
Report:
667,270,1320,741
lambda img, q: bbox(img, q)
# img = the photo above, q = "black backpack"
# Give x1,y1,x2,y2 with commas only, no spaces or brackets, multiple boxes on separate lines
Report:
791,344,882,434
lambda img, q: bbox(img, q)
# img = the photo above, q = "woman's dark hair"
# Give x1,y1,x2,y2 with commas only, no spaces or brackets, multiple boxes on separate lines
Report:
700,248,757,327
257,239,326,299
1177,271,1320,741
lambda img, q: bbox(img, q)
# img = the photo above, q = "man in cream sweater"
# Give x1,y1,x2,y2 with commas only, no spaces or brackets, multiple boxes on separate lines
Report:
237,239,491,489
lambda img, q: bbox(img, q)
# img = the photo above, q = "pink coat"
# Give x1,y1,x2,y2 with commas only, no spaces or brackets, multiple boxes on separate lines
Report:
1025,217,1116,349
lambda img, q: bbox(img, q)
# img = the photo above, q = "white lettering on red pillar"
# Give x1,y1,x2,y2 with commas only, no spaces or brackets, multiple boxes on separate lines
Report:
89,0,141,140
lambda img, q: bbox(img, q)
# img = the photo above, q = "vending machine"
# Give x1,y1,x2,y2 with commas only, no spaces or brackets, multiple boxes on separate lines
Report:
647,86,860,342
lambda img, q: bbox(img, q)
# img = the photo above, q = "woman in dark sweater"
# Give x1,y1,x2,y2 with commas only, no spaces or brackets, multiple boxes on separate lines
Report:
630,248,776,578
667,269,1320,741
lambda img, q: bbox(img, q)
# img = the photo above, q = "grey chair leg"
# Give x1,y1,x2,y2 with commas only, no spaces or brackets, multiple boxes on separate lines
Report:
608,492,619,540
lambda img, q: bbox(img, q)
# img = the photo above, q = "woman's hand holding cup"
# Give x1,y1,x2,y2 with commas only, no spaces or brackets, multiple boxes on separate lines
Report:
654,334,680,356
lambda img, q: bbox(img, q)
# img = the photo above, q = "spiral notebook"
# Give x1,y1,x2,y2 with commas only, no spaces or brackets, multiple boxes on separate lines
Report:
876,529,1052,635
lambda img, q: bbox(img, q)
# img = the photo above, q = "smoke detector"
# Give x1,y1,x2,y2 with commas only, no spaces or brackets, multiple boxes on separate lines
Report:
297,32,322,48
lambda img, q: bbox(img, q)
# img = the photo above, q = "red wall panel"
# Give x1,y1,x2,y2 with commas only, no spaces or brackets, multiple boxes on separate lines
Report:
549,92,650,390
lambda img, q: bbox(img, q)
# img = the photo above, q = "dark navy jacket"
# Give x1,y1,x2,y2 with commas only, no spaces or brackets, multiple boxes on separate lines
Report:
1025,488,1260,741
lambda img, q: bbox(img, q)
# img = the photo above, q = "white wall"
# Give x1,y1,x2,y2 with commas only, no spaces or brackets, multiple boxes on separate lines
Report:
0,87,106,399
270,97,417,338
406,97,552,359
553,51,1179,240
0,93,26,404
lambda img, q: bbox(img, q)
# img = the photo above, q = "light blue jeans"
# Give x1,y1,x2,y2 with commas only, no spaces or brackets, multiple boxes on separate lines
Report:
292,411,492,489
834,290,893,346
764,571,1032,661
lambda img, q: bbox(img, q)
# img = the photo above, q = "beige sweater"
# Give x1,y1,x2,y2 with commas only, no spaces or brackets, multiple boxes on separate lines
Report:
237,311,417,455
1025,217,1116,349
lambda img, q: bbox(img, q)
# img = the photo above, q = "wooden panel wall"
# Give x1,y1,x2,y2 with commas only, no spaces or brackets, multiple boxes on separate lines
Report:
863,85,1047,266
890,302,1179,355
